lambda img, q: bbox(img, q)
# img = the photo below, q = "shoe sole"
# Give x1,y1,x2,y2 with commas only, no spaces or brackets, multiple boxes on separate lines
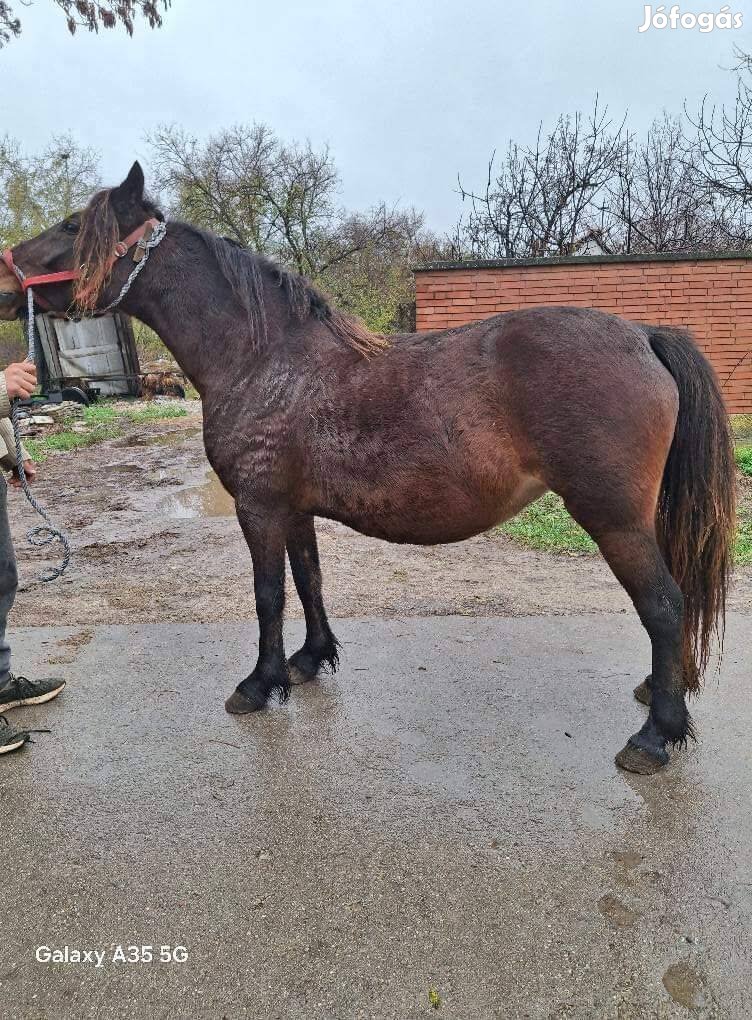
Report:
0,681,66,712
0,736,26,754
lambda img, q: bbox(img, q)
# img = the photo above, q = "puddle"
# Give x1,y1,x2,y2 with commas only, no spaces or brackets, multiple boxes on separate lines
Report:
162,469,236,519
662,962,708,1010
597,893,640,928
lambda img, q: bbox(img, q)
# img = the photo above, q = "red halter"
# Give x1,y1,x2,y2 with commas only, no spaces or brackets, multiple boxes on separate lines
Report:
0,218,161,310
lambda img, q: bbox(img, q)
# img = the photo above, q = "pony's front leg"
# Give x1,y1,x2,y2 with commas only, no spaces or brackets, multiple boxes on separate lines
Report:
225,504,290,714
286,514,339,684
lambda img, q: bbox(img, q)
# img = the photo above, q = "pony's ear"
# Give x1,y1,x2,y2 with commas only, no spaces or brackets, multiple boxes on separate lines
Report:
111,161,145,212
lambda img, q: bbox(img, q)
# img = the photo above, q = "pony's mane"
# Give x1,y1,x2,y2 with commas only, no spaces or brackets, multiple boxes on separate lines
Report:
74,189,121,310
74,187,388,357
200,230,388,357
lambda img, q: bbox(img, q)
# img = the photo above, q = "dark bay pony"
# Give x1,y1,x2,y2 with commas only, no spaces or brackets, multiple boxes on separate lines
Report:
0,163,736,775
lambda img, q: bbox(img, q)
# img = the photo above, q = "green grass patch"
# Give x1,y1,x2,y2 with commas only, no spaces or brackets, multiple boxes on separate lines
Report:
81,402,187,426
26,401,188,461
737,506,752,566
26,424,120,461
81,404,118,426
120,403,187,423
736,445,752,478
498,492,596,554
500,490,752,565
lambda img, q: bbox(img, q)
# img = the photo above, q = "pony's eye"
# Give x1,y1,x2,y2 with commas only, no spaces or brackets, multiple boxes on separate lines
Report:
62,220,79,234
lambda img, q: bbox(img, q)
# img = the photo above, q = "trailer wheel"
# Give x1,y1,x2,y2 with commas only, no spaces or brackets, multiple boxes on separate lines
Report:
61,386,91,406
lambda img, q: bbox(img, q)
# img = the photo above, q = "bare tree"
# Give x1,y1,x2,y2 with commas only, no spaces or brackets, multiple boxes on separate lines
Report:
322,208,447,332
0,134,100,246
691,52,752,201
0,134,99,361
149,123,430,330
456,99,626,259
601,113,745,254
150,124,288,252
687,51,752,248
0,0,168,46
151,123,363,277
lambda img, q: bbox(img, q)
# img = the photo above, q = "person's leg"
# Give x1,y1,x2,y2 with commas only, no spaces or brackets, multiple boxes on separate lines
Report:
0,475,30,749
0,475,18,689
0,474,66,712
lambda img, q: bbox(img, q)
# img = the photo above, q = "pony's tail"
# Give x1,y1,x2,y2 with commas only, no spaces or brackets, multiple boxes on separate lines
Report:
648,327,736,692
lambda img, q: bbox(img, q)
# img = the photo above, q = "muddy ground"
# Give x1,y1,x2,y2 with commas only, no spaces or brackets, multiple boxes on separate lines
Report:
10,401,752,628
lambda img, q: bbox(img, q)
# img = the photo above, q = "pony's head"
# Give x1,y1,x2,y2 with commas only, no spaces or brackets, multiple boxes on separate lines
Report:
0,161,162,320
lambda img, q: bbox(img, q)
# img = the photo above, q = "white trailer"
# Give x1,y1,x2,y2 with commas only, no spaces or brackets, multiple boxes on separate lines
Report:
34,313,141,398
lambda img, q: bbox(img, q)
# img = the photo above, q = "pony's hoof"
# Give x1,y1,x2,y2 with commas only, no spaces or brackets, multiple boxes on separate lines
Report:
615,740,669,775
633,678,652,706
225,687,267,714
288,664,315,685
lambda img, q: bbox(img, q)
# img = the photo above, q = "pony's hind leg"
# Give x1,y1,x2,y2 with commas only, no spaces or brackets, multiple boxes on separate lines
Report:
567,515,691,774
286,515,339,684
603,531,690,773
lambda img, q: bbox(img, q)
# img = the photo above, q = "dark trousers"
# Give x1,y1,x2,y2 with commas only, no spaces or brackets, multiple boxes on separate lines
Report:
0,476,18,686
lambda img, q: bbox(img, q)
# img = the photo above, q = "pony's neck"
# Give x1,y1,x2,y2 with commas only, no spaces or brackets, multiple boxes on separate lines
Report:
115,222,281,395
112,220,383,393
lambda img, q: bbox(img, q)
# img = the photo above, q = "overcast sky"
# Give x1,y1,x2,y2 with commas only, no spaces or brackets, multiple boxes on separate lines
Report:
1,0,750,231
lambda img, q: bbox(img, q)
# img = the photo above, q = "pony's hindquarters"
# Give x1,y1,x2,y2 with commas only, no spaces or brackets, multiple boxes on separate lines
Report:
493,306,733,772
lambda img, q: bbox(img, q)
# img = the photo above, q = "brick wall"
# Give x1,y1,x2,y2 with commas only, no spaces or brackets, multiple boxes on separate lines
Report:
414,254,752,414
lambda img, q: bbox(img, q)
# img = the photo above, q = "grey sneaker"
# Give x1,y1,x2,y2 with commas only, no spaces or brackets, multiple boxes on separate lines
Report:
0,714,30,755
0,674,66,712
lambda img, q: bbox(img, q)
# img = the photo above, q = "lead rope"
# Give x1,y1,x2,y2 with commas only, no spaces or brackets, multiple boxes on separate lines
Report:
10,285,71,582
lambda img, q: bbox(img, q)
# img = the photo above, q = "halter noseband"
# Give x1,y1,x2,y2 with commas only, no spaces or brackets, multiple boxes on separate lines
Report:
0,217,162,311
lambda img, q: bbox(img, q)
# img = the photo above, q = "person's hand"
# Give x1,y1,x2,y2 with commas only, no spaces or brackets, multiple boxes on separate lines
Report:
4,361,37,401
10,460,36,488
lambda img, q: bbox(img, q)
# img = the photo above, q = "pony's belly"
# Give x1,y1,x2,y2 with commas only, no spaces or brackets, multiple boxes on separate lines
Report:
319,474,547,546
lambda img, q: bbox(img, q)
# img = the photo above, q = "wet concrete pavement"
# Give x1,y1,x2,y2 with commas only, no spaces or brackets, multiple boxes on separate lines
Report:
0,614,750,1019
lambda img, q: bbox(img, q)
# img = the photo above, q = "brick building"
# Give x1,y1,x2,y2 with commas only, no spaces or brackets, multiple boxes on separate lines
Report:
414,252,752,414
